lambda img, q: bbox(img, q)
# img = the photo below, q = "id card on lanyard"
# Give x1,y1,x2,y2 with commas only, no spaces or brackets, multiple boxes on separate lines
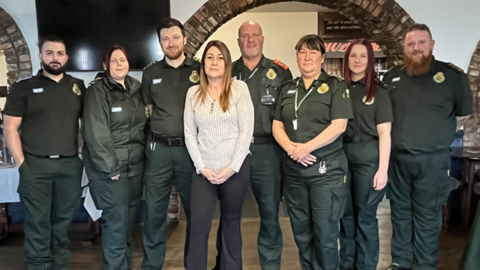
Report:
293,79,320,130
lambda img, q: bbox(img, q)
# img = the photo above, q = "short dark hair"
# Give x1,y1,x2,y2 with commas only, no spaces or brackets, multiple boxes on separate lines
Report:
157,17,185,40
295,34,326,55
103,45,129,76
38,35,66,52
405,23,432,39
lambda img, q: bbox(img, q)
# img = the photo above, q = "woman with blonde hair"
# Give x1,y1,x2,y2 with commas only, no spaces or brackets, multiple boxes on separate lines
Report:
184,40,254,270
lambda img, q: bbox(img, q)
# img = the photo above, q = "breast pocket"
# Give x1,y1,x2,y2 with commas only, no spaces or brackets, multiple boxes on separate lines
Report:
304,92,332,123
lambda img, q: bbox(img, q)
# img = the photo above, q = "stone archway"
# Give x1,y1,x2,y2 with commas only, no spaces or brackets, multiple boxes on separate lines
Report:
0,7,33,86
182,0,414,68
464,41,480,146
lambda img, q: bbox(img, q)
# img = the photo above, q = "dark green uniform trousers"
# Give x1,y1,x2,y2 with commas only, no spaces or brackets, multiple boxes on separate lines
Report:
213,143,283,270
459,201,480,270
388,149,451,270
340,141,386,270
284,152,348,270
89,174,143,270
142,144,193,270
18,153,83,270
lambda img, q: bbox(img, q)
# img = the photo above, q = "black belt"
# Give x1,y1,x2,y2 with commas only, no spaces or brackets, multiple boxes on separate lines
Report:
26,153,77,159
251,136,274,144
152,133,185,147
344,134,378,143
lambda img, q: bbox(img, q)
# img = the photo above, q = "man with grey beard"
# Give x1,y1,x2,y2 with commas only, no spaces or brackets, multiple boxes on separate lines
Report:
382,24,473,270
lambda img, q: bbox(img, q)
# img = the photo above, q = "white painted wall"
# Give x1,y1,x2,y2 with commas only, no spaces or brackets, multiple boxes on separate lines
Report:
0,0,479,82
0,50,7,86
194,12,318,78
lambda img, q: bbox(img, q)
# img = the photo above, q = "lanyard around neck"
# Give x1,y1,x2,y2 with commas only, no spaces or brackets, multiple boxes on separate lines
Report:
239,67,259,82
294,79,320,119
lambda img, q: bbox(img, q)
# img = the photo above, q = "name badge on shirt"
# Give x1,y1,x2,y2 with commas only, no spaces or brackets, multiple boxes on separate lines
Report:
152,78,162,84
32,88,44,93
392,77,401,82
287,89,296,94
111,107,122,112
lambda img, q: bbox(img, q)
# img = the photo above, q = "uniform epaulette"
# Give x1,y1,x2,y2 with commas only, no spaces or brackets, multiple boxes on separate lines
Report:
15,75,32,83
447,62,464,73
88,77,102,87
194,57,201,62
273,59,289,70
329,74,344,81
375,78,387,88
383,65,402,78
143,61,157,70
281,77,299,87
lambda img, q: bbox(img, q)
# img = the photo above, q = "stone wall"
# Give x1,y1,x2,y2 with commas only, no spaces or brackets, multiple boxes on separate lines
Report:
182,0,414,68
464,41,480,146
0,7,32,85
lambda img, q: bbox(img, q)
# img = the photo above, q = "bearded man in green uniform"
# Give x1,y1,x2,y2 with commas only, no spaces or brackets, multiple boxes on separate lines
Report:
212,21,292,270
383,23,473,270
141,18,200,270
3,36,85,270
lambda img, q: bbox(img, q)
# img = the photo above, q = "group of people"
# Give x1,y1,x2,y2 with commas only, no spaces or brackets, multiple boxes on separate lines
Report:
1,15,475,270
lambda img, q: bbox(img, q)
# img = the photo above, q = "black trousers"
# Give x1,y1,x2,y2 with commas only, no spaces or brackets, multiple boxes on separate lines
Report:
186,155,250,270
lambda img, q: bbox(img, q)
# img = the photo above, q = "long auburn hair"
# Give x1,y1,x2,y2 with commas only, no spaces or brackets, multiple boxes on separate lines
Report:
343,39,377,102
196,40,233,112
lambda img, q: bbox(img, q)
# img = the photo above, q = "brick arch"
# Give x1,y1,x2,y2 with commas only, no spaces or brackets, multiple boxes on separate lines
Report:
0,7,33,86
183,0,415,68
464,41,480,146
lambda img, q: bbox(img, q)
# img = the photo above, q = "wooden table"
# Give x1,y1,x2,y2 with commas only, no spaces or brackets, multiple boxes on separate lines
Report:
450,147,480,229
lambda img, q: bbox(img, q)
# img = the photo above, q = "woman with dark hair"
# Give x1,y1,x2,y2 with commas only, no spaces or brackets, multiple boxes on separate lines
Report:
184,40,254,270
339,39,392,270
272,34,353,270
83,45,148,270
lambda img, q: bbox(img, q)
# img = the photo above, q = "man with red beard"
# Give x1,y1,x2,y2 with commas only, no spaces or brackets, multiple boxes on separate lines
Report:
3,36,85,270
141,18,200,270
383,24,473,270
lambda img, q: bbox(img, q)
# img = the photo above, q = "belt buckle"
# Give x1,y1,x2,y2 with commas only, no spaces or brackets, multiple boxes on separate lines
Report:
168,137,181,147
49,155,60,159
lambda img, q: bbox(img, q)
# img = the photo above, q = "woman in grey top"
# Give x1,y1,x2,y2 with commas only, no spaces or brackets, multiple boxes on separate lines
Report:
184,40,254,270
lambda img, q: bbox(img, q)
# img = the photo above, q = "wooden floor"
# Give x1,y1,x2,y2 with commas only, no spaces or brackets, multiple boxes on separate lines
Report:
0,198,469,270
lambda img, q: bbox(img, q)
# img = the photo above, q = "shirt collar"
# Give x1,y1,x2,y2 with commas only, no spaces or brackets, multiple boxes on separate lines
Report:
158,53,193,69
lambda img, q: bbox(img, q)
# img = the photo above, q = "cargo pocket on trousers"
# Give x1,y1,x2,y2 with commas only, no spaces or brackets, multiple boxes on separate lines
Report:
88,181,116,210
330,186,347,221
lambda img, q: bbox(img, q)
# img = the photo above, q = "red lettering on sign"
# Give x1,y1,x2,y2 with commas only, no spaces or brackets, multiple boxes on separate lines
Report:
325,42,382,52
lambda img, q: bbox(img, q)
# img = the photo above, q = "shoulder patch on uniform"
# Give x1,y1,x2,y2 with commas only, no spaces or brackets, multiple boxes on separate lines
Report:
447,62,464,73
194,57,201,62
273,59,288,70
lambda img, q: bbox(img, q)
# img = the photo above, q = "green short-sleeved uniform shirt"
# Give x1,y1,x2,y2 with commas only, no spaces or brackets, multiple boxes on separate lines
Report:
142,56,200,137
383,58,473,153
3,70,85,156
344,79,393,141
274,71,353,158
232,56,293,137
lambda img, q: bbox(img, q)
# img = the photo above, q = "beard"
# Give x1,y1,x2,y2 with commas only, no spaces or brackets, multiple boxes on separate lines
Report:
41,60,65,76
403,50,433,76
164,45,184,60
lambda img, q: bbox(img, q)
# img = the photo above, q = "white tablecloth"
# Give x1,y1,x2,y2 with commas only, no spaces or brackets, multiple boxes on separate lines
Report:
0,167,102,221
